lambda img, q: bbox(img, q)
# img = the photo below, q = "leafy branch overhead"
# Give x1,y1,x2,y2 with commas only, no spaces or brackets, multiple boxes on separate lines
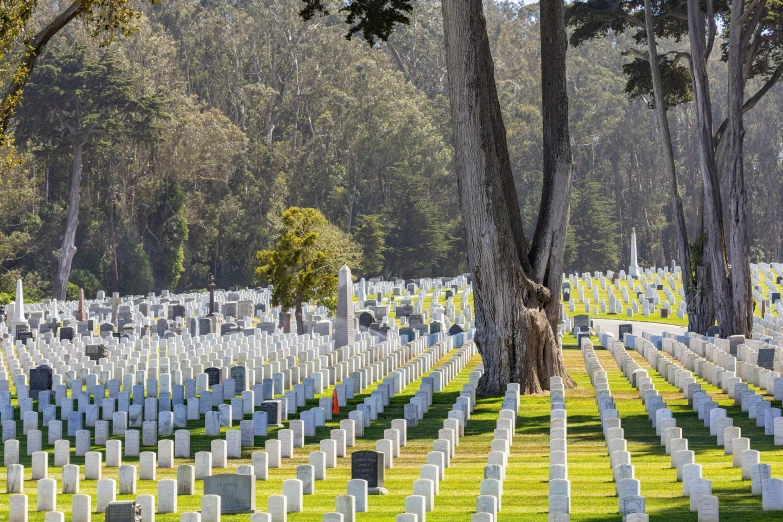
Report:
299,0,413,44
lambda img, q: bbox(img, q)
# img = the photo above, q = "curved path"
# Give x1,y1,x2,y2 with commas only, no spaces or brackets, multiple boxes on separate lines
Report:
592,318,687,339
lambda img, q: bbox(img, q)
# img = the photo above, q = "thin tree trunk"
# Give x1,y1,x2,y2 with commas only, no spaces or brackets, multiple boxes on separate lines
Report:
687,0,733,336
442,0,572,396
611,151,625,266
723,0,754,336
53,139,84,300
643,0,698,329
534,0,573,384
295,293,304,336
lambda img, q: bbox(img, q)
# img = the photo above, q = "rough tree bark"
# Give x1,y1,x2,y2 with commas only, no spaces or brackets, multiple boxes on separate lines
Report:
687,0,734,337
442,0,573,396
641,0,712,332
53,139,85,300
722,0,757,336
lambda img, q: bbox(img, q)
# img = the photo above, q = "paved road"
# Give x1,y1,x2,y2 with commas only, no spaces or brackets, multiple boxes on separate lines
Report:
593,318,687,339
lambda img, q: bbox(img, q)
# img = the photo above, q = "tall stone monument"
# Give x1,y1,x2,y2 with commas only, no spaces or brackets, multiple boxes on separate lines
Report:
10,279,29,337
628,227,641,278
335,265,354,349
76,288,87,321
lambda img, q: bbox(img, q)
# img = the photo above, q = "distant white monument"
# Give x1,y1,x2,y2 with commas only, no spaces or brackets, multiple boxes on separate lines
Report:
335,265,354,349
10,279,29,338
628,227,641,278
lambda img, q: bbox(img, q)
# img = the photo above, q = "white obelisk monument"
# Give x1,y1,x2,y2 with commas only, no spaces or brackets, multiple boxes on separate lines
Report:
335,265,354,349
628,227,641,277
10,279,29,337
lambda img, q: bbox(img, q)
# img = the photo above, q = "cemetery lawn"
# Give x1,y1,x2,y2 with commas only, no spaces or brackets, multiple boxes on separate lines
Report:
567,279,689,327
8,331,783,521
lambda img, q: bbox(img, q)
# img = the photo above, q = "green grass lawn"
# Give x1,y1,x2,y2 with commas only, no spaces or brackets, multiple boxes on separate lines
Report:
7,310,783,521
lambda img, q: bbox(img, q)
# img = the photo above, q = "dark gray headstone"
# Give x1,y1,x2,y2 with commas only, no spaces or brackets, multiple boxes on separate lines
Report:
205,368,220,386
573,314,590,329
29,365,53,393
706,326,720,338
448,324,465,335
203,474,256,513
230,366,247,393
106,501,142,522
85,344,108,362
618,324,633,339
260,400,281,426
351,450,385,488
758,348,776,370
359,311,376,332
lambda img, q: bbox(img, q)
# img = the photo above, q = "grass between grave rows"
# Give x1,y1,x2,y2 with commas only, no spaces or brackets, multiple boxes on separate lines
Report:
0,345,518,522
574,332,783,521
11,329,783,521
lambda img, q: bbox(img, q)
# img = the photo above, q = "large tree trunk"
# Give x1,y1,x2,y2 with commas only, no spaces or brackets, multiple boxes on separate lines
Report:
442,0,572,396
53,140,84,300
533,0,573,382
687,0,733,337
643,0,699,330
723,0,754,336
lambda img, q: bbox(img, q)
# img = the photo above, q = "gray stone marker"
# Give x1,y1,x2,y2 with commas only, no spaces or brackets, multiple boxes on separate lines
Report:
204,474,256,514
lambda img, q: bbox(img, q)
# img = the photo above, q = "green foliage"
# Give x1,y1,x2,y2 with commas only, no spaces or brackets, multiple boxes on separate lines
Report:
622,56,693,109
69,269,102,299
750,239,767,265
256,208,354,322
300,0,413,44
383,163,452,279
0,293,11,305
351,215,386,277
146,181,189,293
16,45,165,147
566,173,621,273
66,282,79,301
117,238,154,295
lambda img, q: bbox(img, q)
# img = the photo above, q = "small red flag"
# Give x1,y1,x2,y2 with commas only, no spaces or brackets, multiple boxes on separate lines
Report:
332,387,340,414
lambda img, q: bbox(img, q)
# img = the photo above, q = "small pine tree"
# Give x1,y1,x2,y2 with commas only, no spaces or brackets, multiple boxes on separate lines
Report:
256,207,360,334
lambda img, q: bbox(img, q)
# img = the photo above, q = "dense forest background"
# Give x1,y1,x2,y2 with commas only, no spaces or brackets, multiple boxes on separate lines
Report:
1,0,782,302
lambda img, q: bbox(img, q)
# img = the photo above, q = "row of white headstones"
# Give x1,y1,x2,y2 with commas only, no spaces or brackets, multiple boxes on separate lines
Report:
623,331,783,512
4,337,494,522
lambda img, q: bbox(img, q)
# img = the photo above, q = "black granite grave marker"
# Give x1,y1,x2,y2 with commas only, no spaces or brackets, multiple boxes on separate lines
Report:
205,367,220,386
85,344,108,362
618,324,633,339
351,450,385,489
448,324,465,335
758,348,776,370
260,400,281,426
29,365,53,393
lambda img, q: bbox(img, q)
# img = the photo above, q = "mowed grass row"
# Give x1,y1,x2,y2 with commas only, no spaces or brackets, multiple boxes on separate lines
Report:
580,331,783,521
621,339,783,520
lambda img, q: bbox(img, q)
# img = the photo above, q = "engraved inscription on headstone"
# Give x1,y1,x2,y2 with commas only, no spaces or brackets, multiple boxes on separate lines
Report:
351,450,385,489
106,501,142,522
204,474,256,513
205,368,220,386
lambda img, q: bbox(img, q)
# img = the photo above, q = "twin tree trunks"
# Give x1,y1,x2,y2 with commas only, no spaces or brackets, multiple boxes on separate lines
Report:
442,0,573,396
